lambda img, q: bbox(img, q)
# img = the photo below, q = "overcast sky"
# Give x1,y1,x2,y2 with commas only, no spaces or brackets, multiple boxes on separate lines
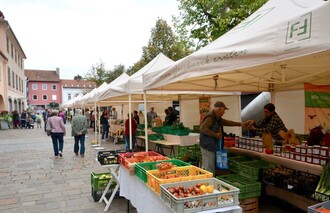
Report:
2,0,179,79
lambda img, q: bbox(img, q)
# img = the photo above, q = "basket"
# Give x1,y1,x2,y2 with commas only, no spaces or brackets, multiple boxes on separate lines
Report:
118,151,169,172
175,128,190,136
97,150,118,165
160,178,239,213
217,174,261,200
308,200,330,213
238,160,273,180
135,159,191,183
146,165,213,195
228,156,255,173
313,191,330,202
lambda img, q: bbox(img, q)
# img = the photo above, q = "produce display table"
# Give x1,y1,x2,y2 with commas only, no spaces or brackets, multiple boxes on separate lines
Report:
109,124,125,135
136,136,179,155
99,164,120,211
228,147,323,175
119,165,242,213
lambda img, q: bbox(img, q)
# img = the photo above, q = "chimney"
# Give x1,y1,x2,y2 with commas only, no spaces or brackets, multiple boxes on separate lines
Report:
56,68,60,78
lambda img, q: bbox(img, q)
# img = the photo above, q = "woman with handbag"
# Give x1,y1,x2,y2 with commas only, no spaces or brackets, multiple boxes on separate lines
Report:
47,110,66,159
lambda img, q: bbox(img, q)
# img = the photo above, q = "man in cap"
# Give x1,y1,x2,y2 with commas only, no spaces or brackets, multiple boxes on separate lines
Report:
199,101,252,174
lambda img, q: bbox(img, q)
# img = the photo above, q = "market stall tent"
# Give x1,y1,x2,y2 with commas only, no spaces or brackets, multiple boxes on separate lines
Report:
143,0,330,93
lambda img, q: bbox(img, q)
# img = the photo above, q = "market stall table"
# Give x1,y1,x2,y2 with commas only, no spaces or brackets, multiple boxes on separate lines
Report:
227,147,323,175
99,164,121,211
136,136,179,155
119,165,242,213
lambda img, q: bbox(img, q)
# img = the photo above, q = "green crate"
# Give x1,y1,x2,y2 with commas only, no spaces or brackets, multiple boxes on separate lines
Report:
91,172,111,191
228,156,255,173
238,160,273,180
217,174,262,199
174,127,190,136
135,159,190,183
152,127,163,133
178,144,201,160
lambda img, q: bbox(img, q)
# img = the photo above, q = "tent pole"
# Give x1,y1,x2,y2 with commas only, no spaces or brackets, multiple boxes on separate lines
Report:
94,102,97,144
129,94,132,150
144,91,148,151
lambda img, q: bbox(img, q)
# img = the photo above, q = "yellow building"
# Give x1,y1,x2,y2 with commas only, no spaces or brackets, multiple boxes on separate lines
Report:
0,12,27,112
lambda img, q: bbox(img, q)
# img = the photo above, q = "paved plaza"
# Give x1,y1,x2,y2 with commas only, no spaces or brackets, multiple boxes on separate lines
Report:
0,124,136,213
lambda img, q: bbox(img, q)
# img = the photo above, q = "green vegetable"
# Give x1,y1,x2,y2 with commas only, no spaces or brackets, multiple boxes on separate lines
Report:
315,163,330,196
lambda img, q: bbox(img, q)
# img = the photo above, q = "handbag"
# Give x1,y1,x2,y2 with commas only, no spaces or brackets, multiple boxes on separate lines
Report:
46,119,52,136
216,138,228,170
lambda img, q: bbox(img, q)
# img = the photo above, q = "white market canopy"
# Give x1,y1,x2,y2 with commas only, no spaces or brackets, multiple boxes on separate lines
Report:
143,0,330,93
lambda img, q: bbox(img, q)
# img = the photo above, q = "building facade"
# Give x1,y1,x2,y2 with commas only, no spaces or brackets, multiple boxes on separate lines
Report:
0,14,27,113
62,79,96,104
25,69,62,110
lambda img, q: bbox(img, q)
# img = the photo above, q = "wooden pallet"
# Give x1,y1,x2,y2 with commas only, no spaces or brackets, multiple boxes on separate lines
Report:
240,197,259,213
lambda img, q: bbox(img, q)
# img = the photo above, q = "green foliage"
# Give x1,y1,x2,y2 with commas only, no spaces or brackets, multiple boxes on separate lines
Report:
85,60,107,87
85,61,126,86
130,18,193,74
175,0,268,49
74,75,83,80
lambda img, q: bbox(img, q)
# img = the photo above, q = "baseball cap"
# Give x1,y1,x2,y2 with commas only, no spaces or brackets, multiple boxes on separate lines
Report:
214,101,229,110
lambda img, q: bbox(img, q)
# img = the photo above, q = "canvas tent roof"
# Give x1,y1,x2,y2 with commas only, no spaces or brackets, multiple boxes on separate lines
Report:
143,0,330,93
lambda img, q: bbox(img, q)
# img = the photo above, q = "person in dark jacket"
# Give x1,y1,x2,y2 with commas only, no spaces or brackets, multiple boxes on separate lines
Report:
125,113,137,151
199,101,251,174
100,109,109,141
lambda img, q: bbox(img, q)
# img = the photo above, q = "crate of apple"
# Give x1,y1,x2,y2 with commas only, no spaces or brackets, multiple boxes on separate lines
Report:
160,178,239,212
166,183,215,198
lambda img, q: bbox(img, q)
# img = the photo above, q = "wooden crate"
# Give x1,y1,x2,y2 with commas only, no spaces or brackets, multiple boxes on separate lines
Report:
239,197,258,213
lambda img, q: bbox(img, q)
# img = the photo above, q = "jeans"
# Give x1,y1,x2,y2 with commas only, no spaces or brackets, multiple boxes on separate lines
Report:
102,124,109,139
200,147,215,174
74,134,85,155
51,133,64,156
125,135,136,151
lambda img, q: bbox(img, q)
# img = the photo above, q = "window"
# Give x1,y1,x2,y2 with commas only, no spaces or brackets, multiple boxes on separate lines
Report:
42,95,47,100
11,44,14,58
52,95,57,101
52,84,57,90
6,36,9,53
68,94,71,100
32,84,37,90
7,67,10,85
42,84,47,90
12,71,14,87
16,75,18,90
33,95,38,100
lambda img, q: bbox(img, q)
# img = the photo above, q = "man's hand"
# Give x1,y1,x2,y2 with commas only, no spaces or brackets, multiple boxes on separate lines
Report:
215,132,222,139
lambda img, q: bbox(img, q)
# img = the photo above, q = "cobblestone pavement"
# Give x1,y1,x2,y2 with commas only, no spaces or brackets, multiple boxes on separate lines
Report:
0,124,137,213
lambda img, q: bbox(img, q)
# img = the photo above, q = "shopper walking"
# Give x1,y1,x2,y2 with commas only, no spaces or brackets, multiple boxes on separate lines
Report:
47,110,66,159
71,109,88,157
100,109,109,141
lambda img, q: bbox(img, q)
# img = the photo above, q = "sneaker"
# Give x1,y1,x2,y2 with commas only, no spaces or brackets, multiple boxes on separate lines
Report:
75,152,78,156
59,151,63,158
54,156,58,159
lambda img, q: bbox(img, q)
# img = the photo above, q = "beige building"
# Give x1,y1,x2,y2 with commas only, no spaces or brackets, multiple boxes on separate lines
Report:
0,12,27,113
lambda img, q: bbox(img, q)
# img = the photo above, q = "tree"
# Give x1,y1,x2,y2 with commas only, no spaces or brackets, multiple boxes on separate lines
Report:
175,0,268,50
84,60,107,87
74,75,83,80
129,18,192,74
105,64,126,82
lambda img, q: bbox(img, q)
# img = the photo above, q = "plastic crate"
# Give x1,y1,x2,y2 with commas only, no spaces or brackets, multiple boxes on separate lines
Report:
91,172,111,192
97,150,118,165
160,178,239,213
135,159,191,183
175,128,190,136
228,156,255,173
217,174,261,200
238,160,273,180
308,200,330,213
261,166,296,190
118,151,169,172
146,165,213,195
